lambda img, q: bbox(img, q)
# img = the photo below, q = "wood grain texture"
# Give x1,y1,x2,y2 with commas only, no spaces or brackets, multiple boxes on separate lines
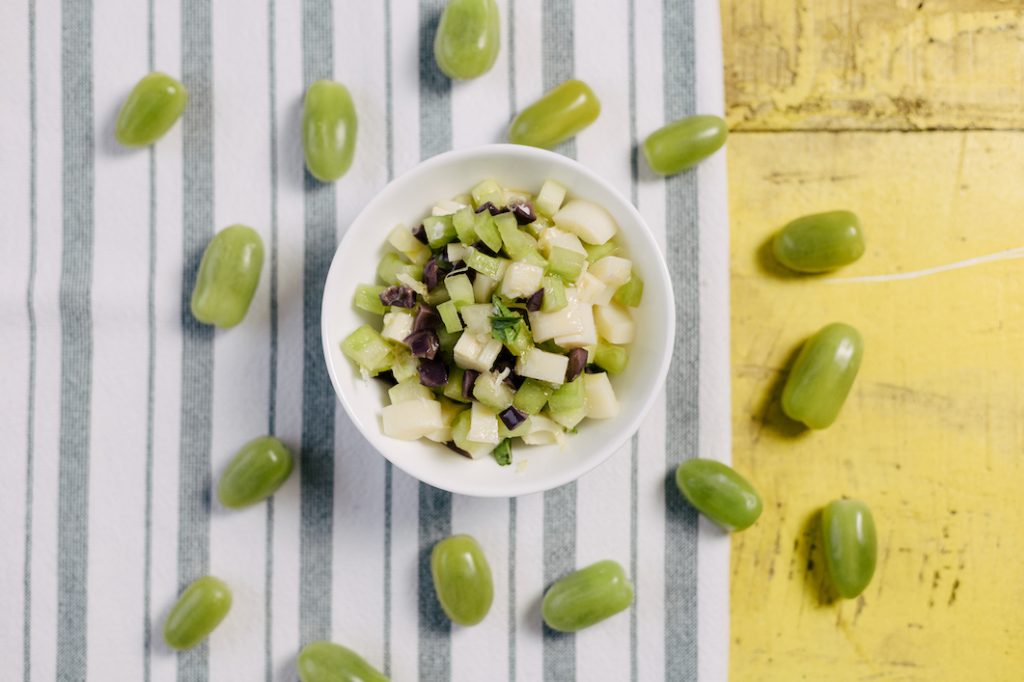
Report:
723,0,1024,130
727,131,1024,680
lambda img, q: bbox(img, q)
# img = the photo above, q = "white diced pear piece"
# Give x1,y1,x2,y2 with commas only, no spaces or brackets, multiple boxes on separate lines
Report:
583,372,619,419
476,337,503,371
424,427,452,443
550,407,586,430
388,380,434,404
447,242,468,264
500,261,546,299
473,273,498,303
538,226,587,258
387,224,430,265
381,399,443,440
381,310,414,344
522,431,557,445
528,301,584,343
594,303,635,344
589,256,632,304
467,402,500,444
554,300,597,348
536,179,567,217
516,347,569,385
432,199,466,216
573,272,608,304
454,332,502,373
460,303,493,334
553,199,619,245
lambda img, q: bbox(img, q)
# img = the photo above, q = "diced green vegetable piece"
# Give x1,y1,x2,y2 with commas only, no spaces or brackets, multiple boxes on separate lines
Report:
548,376,585,414
443,366,470,403
445,273,476,309
537,339,566,354
437,328,461,354
536,179,567,217
423,285,452,306
490,439,513,466
471,178,504,208
389,379,435,404
390,347,420,382
498,419,530,439
473,372,515,410
438,300,463,333
519,247,548,269
613,273,644,307
424,214,457,250
547,246,585,282
584,241,618,263
377,251,423,286
453,205,478,244
549,406,585,430
466,248,506,280
541,275,568,312
498,217,547,269
592,343,628,375
474,213,503,253
514,379,554,415
524,215,552,238
340,325,392,374
388,223,431,265
354,284,387,315
493,211,518,238
491,297,533,356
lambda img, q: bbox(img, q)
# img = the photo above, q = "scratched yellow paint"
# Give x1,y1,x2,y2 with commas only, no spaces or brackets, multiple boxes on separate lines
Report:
722,0,1024,131
727,131,1024,680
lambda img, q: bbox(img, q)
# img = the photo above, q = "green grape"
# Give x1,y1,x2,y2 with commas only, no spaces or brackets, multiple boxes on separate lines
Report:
431,534,494,626
434,0,501,80
772,210,865,273
163,576,232,650
190,225,264,328
115,72,188,147
217,436,294,509
303,80,358,182
542,560,633,632
781,322,864,429
508,80,600,149
297,641,388,682
675,459,762,531
822,499,877,599
642,114,727,176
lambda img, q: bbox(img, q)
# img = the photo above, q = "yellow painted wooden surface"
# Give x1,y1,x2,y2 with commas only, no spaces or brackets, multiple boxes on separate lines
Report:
723,2,1024,680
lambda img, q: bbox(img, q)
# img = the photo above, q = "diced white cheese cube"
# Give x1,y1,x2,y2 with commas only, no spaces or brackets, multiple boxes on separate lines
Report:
500,261,546,299
573,272,608,304
553,199,619,245
381,310,414,344
467,402,500,444
516,347,569,385
460,303,493,334
447,242,468,263
432,199,466,216
453,332,503,373
554,300,597,348
473,273,498,303
583,372,619,419
381,399,443,440
595,304,635,344
538,227,587,257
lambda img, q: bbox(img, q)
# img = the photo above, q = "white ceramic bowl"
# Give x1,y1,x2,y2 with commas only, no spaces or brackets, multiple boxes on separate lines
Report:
322,144,674,497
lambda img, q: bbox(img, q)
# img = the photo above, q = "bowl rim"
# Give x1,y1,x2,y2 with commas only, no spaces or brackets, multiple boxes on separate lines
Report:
321,143,676,497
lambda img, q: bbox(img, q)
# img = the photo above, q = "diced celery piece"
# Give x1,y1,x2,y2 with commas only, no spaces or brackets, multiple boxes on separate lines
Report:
497,217,547,269
613,273,644,307
340,325,393,374
437,327,461,353
541,275,568,312
514,379,554,415
525,215,552,238
493,211,518,238
548,376,585,414
390,347,420,382
592,343,628,375
354,284,387,315
474,213,503,253
389,379,434,404
450,410,494,459
444,274,475,309
388,224,431,265
584,241,619,263
452,205,477,244
473,372,515,410
422,285,451,306
473,273,499,303
549,405,586,430
443,366,470,403
498,418,531,439
471,179,504,208
499,319,533,357
536,180,567,217
465,248,506,280
547,246,585,282
437,300,463,333
423,214,456,249
377,252,423,286
537,339,566,354
519,247,548,269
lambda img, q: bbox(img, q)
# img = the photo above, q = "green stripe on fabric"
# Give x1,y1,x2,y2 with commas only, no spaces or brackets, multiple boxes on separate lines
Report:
299,0,336,647
382,0,395,676
627,2,640,681
56,1,95,680
541,0,577,679
143,0,157,679
23,0,38,678
177,0,216,679
662,0,700,680
416,1,453,680
265,1,279,680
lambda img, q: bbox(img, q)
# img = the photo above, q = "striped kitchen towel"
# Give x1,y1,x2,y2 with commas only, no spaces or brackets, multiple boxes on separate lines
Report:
0,0,730,680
